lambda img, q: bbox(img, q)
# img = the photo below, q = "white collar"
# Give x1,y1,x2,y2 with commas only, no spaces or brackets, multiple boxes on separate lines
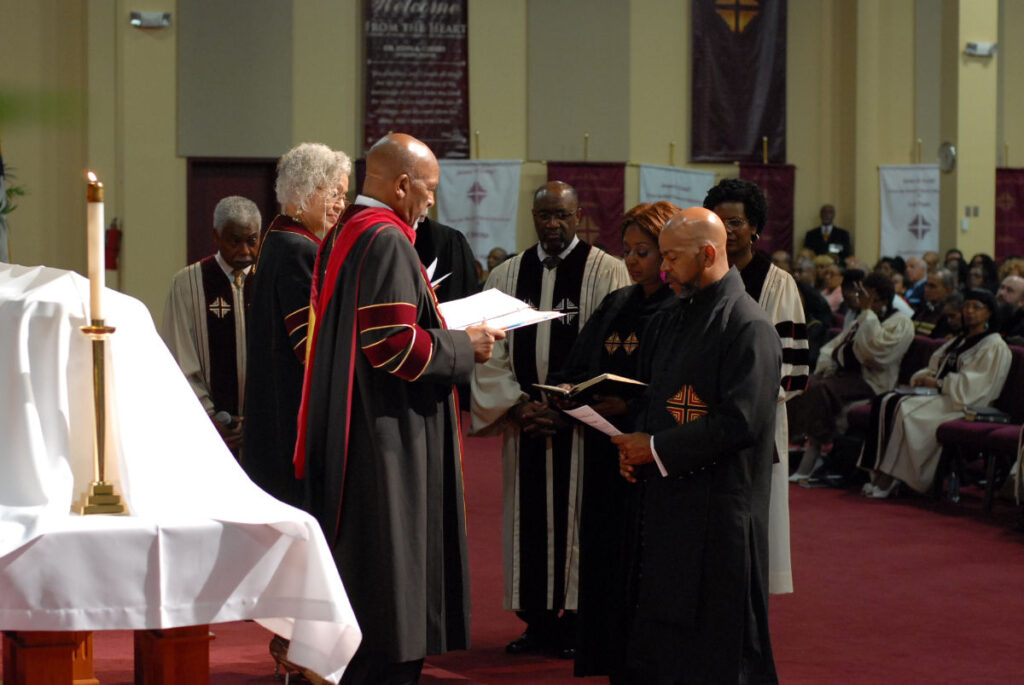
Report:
354,194,418,230
215,252,251,280
536,235,580,263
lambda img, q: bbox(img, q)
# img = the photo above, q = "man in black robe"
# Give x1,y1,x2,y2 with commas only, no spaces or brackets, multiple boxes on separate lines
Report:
295,133,503,684
614,207,780,684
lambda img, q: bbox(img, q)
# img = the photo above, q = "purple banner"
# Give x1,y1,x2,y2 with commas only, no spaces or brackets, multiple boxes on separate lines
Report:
739,162,795,255
547,163,626,256
364,0,469,159
996,168,1024,260
691,0,787,163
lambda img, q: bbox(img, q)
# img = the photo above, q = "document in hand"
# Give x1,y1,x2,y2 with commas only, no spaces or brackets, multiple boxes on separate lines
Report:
438,288,564,330
562,405,622,436
533,373,647,401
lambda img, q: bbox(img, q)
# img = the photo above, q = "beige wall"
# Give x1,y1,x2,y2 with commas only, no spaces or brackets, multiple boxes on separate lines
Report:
2,0,1022,321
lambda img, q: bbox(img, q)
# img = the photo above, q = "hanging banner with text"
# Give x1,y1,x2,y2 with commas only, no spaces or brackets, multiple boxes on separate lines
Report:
879,165,940,259
547,162,626,256
437,160,521,265
638,164,716,208
995,168,1024,260
739,162,795,256
691,0,787,162
363,0,469,158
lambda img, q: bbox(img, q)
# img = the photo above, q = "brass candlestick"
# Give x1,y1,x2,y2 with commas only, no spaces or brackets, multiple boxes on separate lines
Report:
80,319,124,515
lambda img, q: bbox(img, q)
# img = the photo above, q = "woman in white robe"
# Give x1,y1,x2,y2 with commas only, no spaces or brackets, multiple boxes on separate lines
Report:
862,289,1012,497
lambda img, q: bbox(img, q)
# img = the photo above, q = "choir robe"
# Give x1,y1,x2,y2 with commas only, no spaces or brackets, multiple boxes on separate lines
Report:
739,251,809,595
627,267,780,684
242,215,320,507
470,241,630,615
554,282,673,677
161,254,250,418
862,332,1011,493
295,204,474,664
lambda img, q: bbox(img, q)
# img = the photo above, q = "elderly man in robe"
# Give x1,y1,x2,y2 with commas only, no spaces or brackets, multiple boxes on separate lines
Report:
296,133,503,684
162,195,260,454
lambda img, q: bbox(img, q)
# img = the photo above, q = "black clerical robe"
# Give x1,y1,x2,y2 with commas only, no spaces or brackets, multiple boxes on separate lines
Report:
295,205,474,663
556,283,673,677
627,268,780,683
414,217,480,303
242,215,320,506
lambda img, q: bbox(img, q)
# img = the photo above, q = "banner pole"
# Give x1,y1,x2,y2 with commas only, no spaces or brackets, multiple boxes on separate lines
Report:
474,130,480,160
669,141,676,166
583,132,590,162
761,137,768,164
1005,143,1009,167
916,138,922,164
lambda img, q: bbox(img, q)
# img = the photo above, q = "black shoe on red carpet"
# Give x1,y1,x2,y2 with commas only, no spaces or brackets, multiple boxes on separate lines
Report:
506,631,547,654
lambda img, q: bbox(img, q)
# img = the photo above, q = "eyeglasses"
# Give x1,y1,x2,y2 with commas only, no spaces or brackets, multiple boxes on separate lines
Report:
722,217,748,230
533,210,576,222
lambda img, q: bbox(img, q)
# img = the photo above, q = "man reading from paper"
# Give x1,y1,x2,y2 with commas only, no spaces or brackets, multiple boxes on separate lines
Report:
294,133,504,684
613,208,780,684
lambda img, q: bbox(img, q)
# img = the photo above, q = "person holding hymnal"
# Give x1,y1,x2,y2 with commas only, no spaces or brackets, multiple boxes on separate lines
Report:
548,201,677,679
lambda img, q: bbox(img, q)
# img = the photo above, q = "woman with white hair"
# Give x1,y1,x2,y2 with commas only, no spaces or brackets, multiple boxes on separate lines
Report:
243,142,351,508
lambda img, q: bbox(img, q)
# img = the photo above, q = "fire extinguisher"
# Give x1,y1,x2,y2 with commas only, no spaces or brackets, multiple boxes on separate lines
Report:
105,218,122,270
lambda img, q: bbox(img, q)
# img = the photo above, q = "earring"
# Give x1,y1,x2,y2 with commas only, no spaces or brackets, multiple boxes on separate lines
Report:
751,233,760,243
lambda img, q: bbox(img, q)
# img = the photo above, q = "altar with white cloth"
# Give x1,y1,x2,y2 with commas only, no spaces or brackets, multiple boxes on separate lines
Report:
0,264,360,683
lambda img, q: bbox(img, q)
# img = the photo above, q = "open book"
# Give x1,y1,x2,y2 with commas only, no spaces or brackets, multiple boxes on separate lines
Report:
533,373,647,401
438,288,564,331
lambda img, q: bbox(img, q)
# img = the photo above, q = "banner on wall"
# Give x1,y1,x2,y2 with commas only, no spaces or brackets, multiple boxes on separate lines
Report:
995,168,1024,260
738,162,795,256
638,165,716,208
547,162,626,256
437,160,521,266
691,0,787,162
879,165,940,259
363,0,469,159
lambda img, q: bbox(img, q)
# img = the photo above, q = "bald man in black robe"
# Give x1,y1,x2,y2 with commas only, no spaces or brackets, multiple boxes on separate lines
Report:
295,133,503,683
614,208,780,684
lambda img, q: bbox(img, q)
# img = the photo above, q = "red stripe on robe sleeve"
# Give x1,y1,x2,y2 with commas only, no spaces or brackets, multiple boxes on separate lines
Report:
358,302,434,381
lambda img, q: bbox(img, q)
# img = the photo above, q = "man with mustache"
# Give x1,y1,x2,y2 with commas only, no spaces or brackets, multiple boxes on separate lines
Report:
296,133,504,684
613,207,780,683
161,195,260,456
471,181,630,659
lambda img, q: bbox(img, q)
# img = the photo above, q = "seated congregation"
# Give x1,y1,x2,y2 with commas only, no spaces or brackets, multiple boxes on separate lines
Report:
775,244,1024,522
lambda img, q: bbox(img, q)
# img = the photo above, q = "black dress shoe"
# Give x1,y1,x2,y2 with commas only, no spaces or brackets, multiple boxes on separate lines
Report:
506,631,546,654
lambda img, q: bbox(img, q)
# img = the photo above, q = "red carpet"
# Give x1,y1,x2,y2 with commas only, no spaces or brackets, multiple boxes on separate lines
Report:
6,427,1024,684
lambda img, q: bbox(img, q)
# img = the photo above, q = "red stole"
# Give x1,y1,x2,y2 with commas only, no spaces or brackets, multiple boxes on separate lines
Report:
292,206,415,478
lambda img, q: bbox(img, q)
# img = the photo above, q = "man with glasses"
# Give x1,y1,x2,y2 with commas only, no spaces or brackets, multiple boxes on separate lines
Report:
471,181,629,660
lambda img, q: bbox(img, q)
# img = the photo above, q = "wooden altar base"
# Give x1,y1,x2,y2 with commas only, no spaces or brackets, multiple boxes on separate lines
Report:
2,626,212,685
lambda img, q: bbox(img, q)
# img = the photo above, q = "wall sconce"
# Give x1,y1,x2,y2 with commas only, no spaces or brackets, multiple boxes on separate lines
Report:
129,11,171,28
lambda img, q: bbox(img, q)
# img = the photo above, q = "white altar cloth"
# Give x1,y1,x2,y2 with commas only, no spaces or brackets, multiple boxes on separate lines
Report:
0,264,360,683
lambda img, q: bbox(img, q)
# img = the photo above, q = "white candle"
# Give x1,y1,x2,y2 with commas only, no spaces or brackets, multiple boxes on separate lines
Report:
87,171,105,321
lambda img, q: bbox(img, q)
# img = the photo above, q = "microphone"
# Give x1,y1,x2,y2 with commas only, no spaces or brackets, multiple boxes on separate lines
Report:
214,411,236,429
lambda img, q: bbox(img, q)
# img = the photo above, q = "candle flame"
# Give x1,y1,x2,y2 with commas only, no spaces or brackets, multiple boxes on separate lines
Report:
87,171,98,183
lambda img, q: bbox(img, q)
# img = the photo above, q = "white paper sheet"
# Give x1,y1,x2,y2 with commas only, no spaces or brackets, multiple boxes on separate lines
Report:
562,405,622,437
439,288,564,330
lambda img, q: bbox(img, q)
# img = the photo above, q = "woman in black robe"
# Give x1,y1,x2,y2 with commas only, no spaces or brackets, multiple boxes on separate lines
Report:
552,201,678,677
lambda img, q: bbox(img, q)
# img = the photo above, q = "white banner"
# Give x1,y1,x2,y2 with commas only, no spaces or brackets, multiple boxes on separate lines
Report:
437,160,521,266
638,164,716,208
879,164,940,259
